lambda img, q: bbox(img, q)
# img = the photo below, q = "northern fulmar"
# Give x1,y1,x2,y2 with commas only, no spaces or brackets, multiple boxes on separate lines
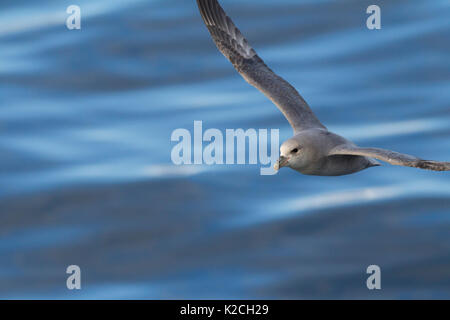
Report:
196,0,450,176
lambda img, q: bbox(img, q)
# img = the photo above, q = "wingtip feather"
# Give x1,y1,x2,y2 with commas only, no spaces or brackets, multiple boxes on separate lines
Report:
415,160,450,172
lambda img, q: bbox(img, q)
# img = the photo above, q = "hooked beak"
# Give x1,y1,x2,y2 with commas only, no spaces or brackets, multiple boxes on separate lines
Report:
274,156,289,171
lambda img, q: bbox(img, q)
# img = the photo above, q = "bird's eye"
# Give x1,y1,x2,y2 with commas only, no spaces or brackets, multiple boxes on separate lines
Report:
291,148,299,154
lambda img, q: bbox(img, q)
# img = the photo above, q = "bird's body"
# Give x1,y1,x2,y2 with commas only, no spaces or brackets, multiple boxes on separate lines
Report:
279,129,379,176
196,0,450,176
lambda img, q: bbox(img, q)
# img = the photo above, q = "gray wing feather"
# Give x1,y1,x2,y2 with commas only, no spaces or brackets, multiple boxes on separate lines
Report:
196,0,325,132
329,145,450,171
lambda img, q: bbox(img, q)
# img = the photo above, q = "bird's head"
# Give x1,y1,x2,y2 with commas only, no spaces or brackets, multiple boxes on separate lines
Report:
274,137,309,171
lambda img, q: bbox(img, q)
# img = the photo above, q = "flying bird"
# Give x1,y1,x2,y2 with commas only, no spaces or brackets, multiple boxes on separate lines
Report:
196,0,450,176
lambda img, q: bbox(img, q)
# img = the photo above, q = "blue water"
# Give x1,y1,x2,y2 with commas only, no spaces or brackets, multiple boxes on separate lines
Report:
1,0,449,299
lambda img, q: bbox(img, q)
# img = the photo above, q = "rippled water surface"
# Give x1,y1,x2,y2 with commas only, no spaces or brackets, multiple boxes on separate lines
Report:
1,0,449,299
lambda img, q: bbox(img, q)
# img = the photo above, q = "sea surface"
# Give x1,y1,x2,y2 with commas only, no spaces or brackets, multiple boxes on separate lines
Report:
0,0,449,299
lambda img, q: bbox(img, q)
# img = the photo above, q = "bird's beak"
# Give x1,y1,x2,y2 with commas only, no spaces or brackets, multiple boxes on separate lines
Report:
274,156,289,171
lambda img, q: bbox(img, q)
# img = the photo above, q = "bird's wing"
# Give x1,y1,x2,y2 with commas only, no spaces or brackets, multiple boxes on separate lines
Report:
329,145,450,171
196,0,325,132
